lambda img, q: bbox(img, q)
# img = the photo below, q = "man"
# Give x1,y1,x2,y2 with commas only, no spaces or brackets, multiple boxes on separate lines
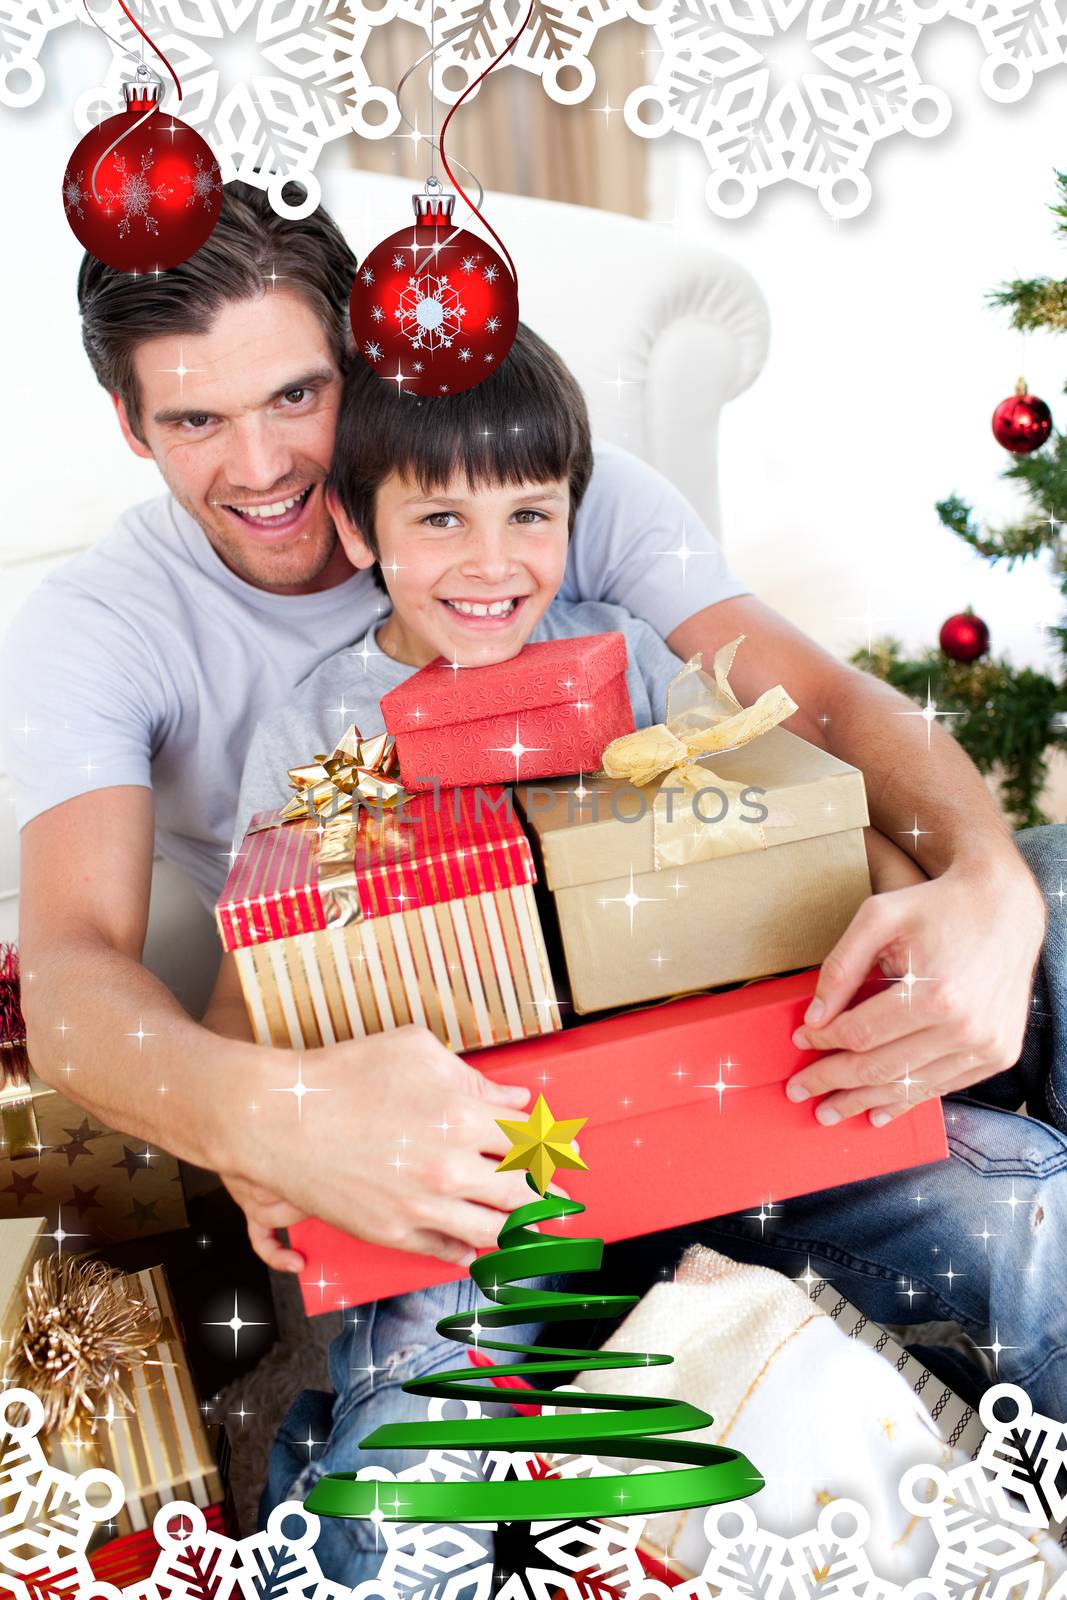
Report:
3,182,1061,1375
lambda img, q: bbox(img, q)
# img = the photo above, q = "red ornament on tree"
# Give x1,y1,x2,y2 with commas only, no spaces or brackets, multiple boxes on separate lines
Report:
939,609,990,663
349,183,519,398
992,378,1053,454
63,67,222,274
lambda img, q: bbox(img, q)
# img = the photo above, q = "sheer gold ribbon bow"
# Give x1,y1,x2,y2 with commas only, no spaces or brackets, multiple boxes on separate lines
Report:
599,635,798,868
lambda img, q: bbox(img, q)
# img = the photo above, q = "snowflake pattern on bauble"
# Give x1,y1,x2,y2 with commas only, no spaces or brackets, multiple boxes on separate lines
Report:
623,0,953,219
62,168,85,219
394,272,467,352
184,151,222,210
102,149,170,238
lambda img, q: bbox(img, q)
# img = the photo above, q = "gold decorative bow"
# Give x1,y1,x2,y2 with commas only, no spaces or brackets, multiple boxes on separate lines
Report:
246,725,413,926
599,635,798,868
249,725,405,834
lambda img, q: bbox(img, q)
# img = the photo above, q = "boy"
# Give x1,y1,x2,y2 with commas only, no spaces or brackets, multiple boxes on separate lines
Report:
226,325,1067,1586
233,321,686,841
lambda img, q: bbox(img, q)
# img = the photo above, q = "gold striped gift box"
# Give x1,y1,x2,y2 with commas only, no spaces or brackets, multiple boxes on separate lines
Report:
217,784,561,1052
38,1264,226,1542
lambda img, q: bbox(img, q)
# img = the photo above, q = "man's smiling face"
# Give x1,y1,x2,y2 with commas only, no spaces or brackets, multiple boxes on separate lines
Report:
115,289,350,594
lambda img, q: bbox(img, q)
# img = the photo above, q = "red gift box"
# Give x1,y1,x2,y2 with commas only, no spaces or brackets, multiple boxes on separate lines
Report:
289,968,947,1313
87,1503,232,1587
380,632,635,790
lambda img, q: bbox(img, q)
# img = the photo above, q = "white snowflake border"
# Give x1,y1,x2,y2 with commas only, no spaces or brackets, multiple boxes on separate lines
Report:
2,0,1067,218
4,1381,1067,1600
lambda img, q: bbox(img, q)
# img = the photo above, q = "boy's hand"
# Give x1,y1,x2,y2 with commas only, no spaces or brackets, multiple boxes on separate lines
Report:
236,1026,533,1266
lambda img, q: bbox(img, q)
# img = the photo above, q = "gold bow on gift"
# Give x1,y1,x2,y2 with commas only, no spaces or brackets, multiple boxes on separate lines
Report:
249,725,405,834
247,725,413,926
600,635,798,869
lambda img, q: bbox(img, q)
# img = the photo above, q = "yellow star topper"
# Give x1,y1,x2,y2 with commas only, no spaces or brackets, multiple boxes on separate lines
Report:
496,1093,588,1196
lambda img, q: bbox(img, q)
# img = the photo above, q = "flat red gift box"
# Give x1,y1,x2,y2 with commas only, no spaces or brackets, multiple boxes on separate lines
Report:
380,632,635,791
289,968,947,1313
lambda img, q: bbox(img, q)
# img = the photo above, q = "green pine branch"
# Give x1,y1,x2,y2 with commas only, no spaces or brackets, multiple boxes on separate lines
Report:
987,279,1067,334
852,641,1066,829
986,172,1067,332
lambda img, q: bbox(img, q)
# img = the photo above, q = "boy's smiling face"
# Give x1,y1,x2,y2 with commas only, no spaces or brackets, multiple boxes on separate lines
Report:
331,468,571,668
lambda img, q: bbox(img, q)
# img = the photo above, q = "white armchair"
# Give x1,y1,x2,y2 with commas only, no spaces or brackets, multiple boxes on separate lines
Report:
0,171,769,1017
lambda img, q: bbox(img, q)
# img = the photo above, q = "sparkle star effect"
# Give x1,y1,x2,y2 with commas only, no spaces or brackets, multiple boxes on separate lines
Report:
652,523,709,584
269,1058,328,1122
495,1092,588,1195
895,680,966,749
898,816,935,850
977,1324,1018,1373
157,344,203,395
597,867,666,934
204,1292,269,1357
488,719,549,782
696,1054,741,1110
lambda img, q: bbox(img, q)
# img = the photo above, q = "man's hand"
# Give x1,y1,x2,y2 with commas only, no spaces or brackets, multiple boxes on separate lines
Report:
785,850,1046,1125
221,1173,311,1274
240,1025,534,1266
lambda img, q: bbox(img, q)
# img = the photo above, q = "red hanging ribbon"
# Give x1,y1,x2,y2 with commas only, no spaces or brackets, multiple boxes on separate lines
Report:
436,0,534,289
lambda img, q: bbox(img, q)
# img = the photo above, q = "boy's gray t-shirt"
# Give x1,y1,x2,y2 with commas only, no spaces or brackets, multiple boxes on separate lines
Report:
235,600,684,845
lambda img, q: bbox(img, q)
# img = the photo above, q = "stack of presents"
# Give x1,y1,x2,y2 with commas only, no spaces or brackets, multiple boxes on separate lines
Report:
0,632,951,1581
216,633,946,1306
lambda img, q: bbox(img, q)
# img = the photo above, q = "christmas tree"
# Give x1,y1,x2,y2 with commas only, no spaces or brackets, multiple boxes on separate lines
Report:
853,170,1067,829
303,1095,764,1525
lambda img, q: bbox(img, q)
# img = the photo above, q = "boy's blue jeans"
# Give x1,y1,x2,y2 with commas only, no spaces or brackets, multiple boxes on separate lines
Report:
263,824,1067,1584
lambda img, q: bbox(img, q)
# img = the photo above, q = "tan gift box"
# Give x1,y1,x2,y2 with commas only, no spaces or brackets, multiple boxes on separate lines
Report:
516,725,872,1014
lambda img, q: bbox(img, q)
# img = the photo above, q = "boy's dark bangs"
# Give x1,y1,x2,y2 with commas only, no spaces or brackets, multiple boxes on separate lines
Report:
385,384,580,497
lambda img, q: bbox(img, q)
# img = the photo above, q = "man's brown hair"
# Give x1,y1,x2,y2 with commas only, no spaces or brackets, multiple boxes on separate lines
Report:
77,180,357,437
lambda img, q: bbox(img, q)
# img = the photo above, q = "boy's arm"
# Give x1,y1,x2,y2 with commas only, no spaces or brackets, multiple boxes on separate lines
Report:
201,952,253,1040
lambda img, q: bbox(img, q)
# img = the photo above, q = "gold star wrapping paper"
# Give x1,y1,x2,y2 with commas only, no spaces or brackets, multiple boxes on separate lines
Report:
0,1067,186,1244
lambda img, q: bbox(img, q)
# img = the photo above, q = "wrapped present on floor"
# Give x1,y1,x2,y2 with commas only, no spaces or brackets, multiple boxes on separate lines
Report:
0,945,187,1244
0,1064,187,1244
516,637,872,1013
380,631,635,790
286,966,947,1312
218,742,561,1052
1,1233,232,1576
477,1251,989,1592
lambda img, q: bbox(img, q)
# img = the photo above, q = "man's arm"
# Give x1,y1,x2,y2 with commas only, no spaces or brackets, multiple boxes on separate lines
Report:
20,787,534,1259
668,596,1046,1123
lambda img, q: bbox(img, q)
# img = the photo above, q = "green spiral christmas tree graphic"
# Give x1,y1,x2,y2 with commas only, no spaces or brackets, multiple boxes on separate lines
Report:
304,1095,763,1523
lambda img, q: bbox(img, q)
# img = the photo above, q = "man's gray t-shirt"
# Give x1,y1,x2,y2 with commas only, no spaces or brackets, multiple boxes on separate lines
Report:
1,442,748,908
235,600,685,845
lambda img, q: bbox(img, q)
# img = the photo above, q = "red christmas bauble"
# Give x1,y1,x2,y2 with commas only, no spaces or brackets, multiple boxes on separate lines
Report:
992,382,1053,454
939,609,990,663
63,75,222,273
349,190,518,398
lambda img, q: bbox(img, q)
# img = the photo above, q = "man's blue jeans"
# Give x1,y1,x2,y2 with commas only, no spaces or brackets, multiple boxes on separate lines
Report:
264,824,1067,1584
